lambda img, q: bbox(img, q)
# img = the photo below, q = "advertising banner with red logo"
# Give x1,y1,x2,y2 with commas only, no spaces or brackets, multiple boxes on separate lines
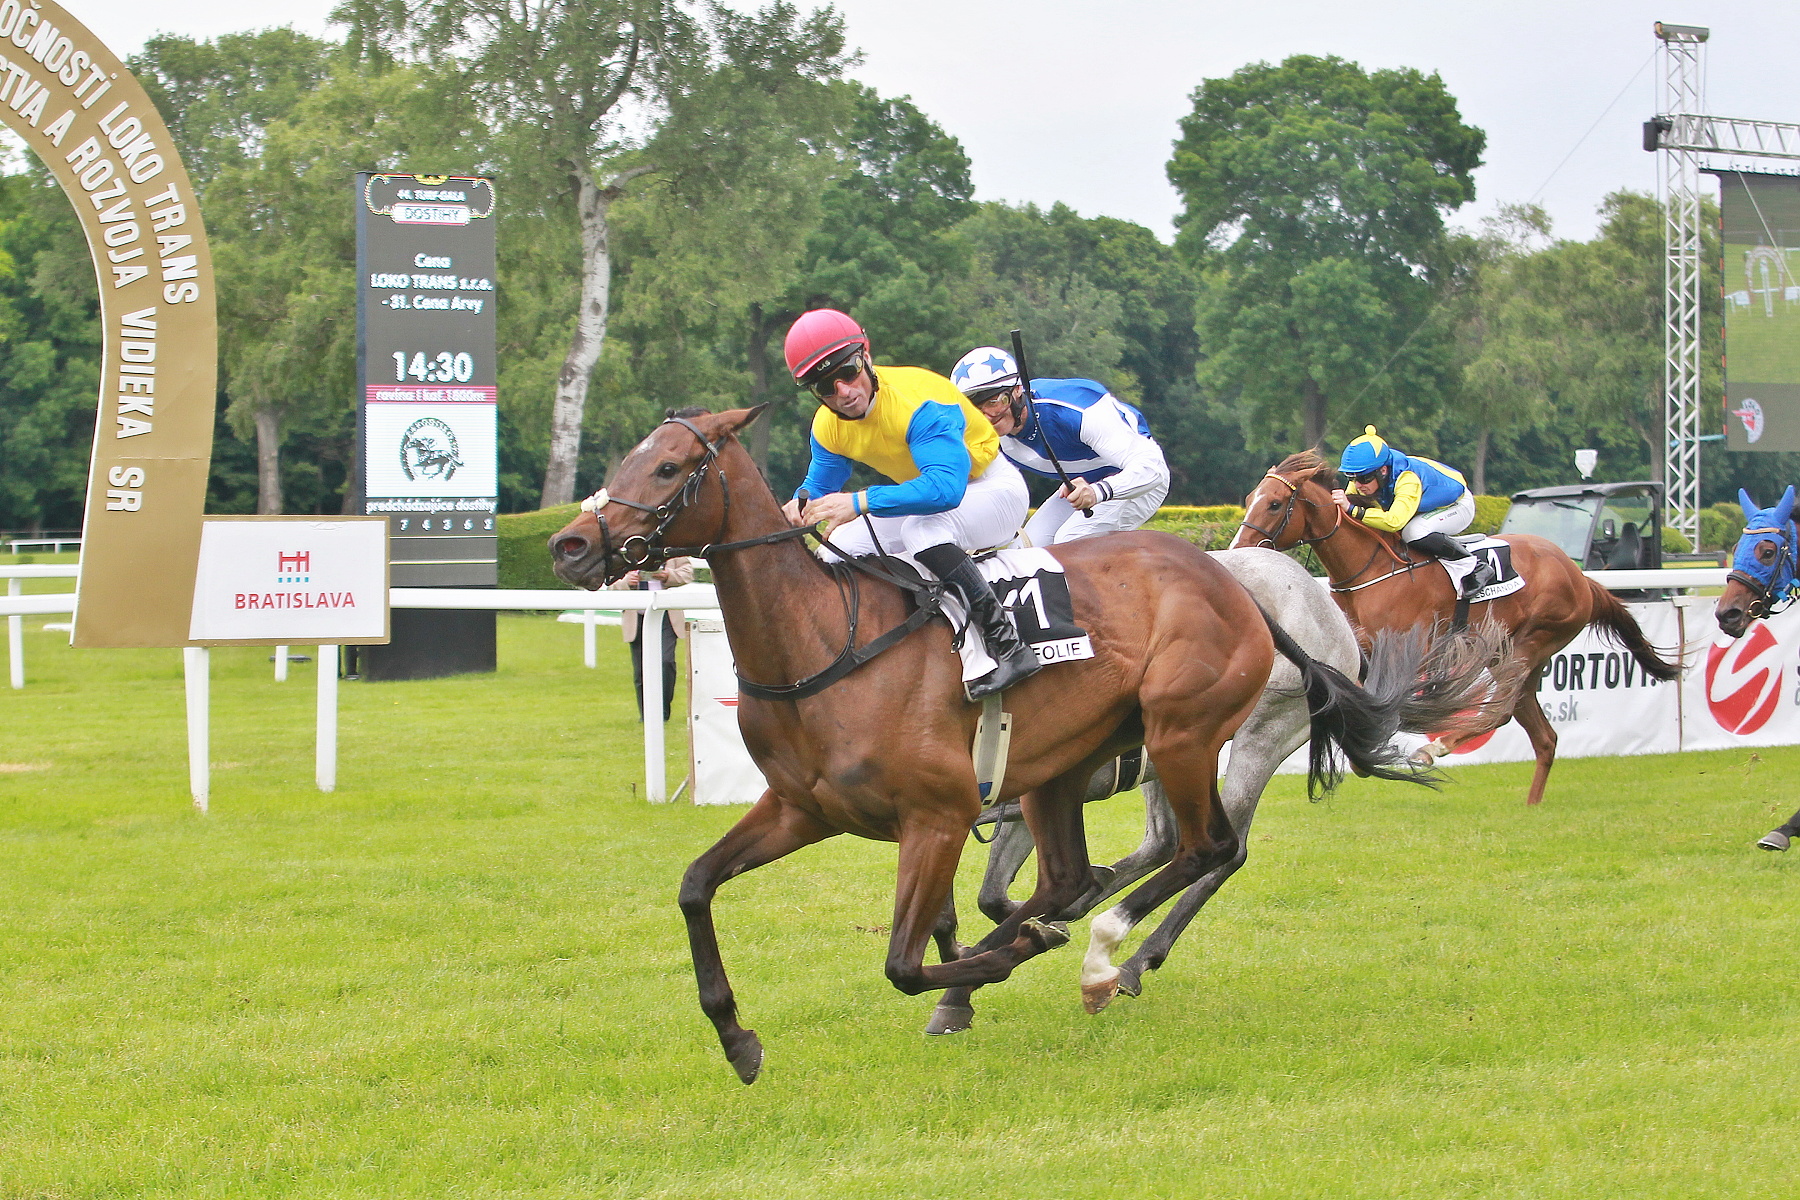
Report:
1679,596,1800,749
687,617,769,805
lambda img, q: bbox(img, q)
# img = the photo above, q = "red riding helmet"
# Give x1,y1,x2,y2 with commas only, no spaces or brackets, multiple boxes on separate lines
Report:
784,308,870,383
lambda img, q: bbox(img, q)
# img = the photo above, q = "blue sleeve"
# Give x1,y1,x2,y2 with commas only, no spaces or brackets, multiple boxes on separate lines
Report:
865,403,971,516
795,435,853,501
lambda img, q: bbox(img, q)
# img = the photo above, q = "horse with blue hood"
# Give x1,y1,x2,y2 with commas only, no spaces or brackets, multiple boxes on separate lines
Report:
1716,486,1799,640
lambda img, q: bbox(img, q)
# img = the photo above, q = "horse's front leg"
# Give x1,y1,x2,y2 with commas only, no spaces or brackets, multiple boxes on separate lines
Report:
678,791,835,1085
891,777,1093,997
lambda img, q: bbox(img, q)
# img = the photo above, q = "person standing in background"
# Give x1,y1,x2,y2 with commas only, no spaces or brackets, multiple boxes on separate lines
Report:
608,556,693,721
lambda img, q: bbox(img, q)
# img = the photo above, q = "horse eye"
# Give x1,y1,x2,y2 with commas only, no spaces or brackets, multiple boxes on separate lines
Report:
1758,542,1777,561
656,462,679,478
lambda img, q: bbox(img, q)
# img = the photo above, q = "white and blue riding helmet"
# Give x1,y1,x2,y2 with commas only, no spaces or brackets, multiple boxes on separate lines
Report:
950,346,1022,403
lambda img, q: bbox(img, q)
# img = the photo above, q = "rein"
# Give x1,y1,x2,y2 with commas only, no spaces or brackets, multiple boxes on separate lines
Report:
583,415,949,703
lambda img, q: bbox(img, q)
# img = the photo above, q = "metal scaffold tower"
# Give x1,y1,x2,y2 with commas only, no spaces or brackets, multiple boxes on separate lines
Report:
1654,22,1707,552
1649,21,1800,549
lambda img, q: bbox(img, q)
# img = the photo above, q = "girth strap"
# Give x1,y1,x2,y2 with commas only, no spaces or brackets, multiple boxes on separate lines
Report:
735,598,940,702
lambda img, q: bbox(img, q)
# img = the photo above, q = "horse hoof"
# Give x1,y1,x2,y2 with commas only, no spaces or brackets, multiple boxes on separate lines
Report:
726,1032,764,1085
1022,917,1071,952
1089,864,1116,891
1409,748,1436,767
925,1003,975,1035
1081,970,1120,1014
1115,963,1143,997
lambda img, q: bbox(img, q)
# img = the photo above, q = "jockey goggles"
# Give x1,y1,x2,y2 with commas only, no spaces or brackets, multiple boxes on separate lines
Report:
1348,467,1383,485
801,346,867,398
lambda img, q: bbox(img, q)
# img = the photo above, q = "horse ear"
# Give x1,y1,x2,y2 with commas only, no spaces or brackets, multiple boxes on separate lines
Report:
719,403,769,437
1740,488,1760,521
1778,485,1797,525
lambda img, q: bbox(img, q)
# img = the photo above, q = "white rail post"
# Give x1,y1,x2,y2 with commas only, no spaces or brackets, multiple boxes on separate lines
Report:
316,645,338,792
7,578,21,690
643,597,667,802
582,610,597,668
183,646,210,812
274,645,289,682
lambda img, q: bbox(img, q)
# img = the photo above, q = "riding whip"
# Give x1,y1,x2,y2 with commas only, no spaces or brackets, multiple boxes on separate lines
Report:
1009,329,1092,517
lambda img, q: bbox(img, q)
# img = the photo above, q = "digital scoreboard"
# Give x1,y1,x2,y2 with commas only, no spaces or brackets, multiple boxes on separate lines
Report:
356,173,498,585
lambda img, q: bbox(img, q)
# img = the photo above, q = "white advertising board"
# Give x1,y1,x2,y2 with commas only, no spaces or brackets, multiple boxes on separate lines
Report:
188,517,390,645
362,402,498,499
1679,595,1800,750
686,618,769,805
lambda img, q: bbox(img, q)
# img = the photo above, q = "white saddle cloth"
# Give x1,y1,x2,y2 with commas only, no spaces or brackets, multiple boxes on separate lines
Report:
907,547,1094,683
1446,535,1526,602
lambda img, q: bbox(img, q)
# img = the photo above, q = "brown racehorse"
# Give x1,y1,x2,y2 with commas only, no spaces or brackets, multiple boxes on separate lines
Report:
1231,451,1683,806
550,409,1433,1084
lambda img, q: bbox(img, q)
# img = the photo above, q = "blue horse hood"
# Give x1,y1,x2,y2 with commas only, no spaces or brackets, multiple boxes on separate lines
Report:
1732,485,1799,595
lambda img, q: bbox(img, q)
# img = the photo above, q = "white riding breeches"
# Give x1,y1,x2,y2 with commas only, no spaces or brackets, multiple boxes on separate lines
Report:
821,454,1029,559
1022,476,1170,546
1399,490,1475,544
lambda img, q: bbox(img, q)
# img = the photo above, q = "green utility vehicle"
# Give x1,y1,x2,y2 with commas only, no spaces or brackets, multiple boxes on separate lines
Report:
1497,481,1664,571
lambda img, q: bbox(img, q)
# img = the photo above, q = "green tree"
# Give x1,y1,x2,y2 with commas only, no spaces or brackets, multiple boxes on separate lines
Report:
1169,54,1485,450
0,169,99,530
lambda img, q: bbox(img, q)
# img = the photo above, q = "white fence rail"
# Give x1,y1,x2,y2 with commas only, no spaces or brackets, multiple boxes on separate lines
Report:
1,569,1736,805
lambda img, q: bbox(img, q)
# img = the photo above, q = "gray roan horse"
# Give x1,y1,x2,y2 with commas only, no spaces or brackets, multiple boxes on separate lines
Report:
964,548,1516,1022
550,407,1455,1084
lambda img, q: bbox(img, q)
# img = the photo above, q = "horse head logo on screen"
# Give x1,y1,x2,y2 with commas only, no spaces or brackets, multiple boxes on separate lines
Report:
400,417,463,483
1705,621,1785,735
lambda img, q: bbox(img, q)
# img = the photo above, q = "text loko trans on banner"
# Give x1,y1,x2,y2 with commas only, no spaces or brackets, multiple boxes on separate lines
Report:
0,0,216,647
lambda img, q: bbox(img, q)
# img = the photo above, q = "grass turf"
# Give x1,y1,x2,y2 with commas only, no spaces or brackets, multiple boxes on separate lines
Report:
4,613,1800,1197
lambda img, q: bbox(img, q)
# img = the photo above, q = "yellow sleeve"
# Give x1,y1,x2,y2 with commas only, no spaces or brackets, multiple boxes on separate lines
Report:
1361,470,1423,533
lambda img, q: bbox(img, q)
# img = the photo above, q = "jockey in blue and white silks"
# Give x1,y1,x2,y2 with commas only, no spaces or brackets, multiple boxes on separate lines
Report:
1335,425,1495,598
950,346,1171,546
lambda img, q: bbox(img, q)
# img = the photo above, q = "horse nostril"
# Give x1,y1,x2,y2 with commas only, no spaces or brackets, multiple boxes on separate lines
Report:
555,536,588,559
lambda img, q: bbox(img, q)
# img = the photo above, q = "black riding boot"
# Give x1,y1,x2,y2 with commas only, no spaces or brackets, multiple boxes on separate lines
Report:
915,542,1043,700
1409,531,1495,598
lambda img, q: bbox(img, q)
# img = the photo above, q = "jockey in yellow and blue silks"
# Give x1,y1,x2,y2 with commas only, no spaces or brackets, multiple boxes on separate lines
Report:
778,308,1040,699
1334,426,1496,598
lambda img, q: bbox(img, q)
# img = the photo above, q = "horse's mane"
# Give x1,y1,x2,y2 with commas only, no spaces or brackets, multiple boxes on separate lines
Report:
1273,450,1338,487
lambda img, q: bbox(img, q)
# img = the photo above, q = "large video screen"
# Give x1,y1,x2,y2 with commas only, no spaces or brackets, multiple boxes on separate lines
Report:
1722,171,1800,451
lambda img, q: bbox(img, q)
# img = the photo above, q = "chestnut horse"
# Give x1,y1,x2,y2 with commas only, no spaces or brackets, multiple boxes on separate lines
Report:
1231,451,1682,806
550,409,1429,1084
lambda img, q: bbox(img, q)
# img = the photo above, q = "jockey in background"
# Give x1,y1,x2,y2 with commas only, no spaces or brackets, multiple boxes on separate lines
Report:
950,346,1171,546
1333,425,1497,599
780,308,1041,699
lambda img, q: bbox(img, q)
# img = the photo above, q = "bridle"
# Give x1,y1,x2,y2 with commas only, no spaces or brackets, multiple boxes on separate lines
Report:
1238,469,1425,593
1237,470,1343,550
580,416,811,572
1728,521,1800,621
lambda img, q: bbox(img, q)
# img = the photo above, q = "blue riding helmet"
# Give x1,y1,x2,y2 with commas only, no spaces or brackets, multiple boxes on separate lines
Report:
1731,485,1800,613
1339,425,1394,477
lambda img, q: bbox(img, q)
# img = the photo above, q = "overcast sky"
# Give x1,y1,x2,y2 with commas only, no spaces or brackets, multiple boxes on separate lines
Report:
52,0,1800,243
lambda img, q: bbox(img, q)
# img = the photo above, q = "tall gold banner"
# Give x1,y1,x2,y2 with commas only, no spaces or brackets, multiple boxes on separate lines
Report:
0,0,216,647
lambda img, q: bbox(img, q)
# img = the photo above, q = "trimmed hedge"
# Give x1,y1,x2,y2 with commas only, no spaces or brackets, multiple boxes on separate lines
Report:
497,503,583,590
492,493,1559,586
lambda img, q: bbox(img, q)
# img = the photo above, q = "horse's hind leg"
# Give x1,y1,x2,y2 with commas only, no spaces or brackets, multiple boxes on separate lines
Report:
679,791,836,1085
1114,703,1308,997
1513,685,1557,806
1079,735,1240,1014
976,811,1035,925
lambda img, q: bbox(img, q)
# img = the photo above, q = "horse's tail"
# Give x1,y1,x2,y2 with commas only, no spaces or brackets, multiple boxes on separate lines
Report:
1584,578,1684,681
1366,620,1529,745
1258,606,1437,799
